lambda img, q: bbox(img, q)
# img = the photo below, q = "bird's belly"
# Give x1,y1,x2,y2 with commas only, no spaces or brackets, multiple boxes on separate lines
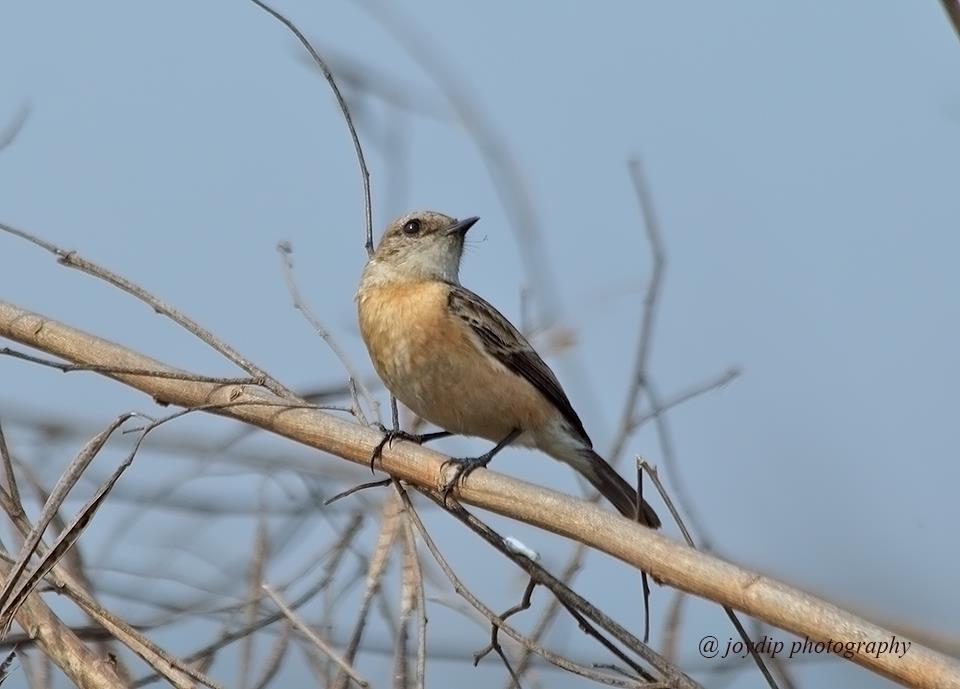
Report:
391,338,527,439
377,330,548,443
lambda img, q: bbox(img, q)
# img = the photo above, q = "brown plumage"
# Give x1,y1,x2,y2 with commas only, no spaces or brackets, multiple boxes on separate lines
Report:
356,210,660,528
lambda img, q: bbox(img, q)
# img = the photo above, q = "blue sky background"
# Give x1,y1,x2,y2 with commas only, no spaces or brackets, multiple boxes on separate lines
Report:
1,2,958,688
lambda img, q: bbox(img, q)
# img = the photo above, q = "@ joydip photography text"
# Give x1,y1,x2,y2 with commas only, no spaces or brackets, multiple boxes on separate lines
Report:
699,634,912,660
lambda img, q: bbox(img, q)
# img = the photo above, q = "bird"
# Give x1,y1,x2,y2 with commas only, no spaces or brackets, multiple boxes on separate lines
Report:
356,210,660,528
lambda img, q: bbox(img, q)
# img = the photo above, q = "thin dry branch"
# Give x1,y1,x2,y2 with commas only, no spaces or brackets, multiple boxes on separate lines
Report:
0,479,222,689
638,459,776,689
0,404,300,689
0,221,297,400
250,621,291,689
238,496,270,689
398,487,647,688
296,50,448,121
0,414,134,619
0,422,21,515
0,556,126,689
630,368,739,430
276,242,377,423
131,512,364,687
1,346,264,385
331,494,401,689
261,584,369,688
245,0,374,255
353,0,563,324
1,300,958,689
398,515,426,689
412,488,686,688
474,577,536,678
511,157,720,683
0,406,363,484
0,445,138,632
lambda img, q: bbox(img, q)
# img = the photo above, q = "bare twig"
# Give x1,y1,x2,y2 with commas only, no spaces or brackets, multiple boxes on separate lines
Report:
416,489,693,688
331,494,401,689
238,495,270,689
0,549,126,689
660,591,686,664
246,0,374,255
0,221,298,400
474,577,537,688
1,534,199,689
630,368,739,430
353,0,563,325
399,515,426,689
510,157,681,682
262,584,369,688
324,478,392,506
250,621,291,689
296,50,447,121
0,443,139,632
131,513,364,687
625,159,665,390
1,347,264,385
276,242,377,423
0,414,134,618
61,571,223,689
638,458,777,689
603,159,670,470
0,422,21,516
397,485,649,688
0,406,361,484
641,378,711,543
0,410,246,689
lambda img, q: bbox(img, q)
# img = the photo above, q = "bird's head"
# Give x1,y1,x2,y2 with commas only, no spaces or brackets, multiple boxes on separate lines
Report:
365,210,479,284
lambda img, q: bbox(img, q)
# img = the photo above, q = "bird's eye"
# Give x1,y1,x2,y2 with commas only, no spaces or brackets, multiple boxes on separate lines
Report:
402,219,421,235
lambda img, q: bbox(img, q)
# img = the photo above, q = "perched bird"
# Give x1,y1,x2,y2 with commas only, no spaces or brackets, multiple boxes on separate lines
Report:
356,211,660,527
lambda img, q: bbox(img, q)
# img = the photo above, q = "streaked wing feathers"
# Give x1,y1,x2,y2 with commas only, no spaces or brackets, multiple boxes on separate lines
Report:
447,286,590,445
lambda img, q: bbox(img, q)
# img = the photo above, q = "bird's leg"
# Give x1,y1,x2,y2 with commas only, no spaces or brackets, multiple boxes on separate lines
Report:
370,399,453,472
370,426,452,472
440,428,521,501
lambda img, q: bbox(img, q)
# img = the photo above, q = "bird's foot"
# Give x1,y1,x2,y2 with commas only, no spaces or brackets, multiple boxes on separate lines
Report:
370,424,419,473
438,429,520,503
369,425,451,473
439,453,495,502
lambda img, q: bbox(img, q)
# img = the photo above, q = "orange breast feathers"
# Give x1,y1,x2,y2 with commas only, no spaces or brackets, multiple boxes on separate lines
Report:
356,280,552,441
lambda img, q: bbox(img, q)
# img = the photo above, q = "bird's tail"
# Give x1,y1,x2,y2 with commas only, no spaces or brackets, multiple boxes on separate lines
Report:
571,449,661,528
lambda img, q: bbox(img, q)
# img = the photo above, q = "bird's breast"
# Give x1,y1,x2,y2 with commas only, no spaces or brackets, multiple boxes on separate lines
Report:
357,280,462,402
359,278,437,355
356,280,552,440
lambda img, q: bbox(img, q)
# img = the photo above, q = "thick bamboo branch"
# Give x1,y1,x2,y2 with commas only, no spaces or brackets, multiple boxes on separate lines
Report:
1,299,958,689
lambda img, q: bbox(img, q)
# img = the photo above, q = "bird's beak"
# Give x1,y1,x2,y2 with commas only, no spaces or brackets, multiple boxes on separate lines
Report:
445,216,480,236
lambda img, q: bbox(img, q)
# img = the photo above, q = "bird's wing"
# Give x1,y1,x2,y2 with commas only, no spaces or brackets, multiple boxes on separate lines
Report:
447,285,590,445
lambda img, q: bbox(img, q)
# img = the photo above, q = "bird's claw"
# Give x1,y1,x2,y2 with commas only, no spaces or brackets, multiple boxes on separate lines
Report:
370,424,426,473
439,455,492,503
